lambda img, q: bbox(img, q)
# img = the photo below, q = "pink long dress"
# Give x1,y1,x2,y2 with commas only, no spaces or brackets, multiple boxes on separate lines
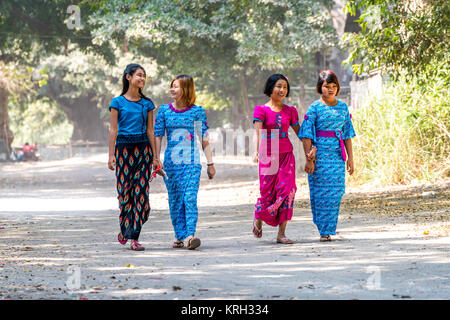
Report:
253,104,299,226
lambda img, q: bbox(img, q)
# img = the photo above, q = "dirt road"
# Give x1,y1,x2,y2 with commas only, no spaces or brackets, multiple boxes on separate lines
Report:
0,153,449,300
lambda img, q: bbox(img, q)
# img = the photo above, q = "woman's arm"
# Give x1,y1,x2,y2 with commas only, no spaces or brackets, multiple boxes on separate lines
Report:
201,138,213,164
202,138,215,179
146,110,161,169
253,121,263,162
293,123,316,161
344,138,354,175
291,123,300,136
301,138,315,174
108,109,119,171
155,136,163,167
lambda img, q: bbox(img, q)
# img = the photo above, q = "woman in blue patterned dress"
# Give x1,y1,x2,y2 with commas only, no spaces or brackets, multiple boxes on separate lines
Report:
108,63,160,251
154,75,216,250
298,70,356,242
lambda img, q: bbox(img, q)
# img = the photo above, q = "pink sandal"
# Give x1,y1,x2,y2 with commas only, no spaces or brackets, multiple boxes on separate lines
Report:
118,232,127,245
130,240,145,251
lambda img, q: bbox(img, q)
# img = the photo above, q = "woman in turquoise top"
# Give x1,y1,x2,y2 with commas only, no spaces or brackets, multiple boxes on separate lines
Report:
298,70,356,242
108,63,160,251
154,75,215,250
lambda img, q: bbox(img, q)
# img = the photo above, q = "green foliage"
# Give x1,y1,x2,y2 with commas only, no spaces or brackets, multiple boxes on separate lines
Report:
343,0,450,186
90,0,337,66
9,98,73,146
2,0,339,144
0,0,114,63
343,0,450,80
351,74,450,186
195,90,231,111
88,0,336,104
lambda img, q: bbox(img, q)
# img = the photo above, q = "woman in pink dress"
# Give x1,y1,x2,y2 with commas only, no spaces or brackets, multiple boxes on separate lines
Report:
252,74,315,244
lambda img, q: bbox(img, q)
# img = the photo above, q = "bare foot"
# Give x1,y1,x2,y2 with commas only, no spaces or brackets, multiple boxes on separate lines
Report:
276,236,294,244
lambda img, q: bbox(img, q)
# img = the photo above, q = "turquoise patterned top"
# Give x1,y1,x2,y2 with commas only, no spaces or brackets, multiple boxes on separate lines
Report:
154,104,209,166
298,100,356,144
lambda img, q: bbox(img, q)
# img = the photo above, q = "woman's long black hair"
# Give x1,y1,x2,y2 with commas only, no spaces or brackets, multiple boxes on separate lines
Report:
121,63,152,101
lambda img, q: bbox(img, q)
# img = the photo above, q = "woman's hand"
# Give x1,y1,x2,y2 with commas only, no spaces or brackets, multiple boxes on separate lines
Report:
306,146,317,161
347,157,354,175
304,159,315,175
152,158,164,175
108,155,116,171
207,164,216,179
252,153,259,163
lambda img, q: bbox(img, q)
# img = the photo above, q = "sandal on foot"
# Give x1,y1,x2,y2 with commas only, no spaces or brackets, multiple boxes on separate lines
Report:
130,240,145,251
252,220,262,238
276,237,294,244
187,237,201,250
320,235,331,242
118,232,128,245
172,240,184,248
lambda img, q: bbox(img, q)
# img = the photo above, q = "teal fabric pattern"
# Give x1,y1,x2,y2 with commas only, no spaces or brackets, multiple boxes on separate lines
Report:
154,104,209,240
298,100,356,236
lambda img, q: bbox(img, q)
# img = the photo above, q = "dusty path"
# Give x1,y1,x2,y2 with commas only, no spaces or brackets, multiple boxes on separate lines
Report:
0,153,449,300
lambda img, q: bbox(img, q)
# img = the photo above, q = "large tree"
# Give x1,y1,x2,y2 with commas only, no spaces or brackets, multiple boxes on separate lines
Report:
343,0,450,79
0,0,113,153
39,48,163,141
89,0,337,128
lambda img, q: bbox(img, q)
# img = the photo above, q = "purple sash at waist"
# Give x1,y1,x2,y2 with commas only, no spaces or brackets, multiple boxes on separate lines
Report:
316,130,347,161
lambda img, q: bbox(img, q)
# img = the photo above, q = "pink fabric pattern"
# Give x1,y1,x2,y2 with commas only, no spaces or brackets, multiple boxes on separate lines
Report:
316,130,347,161
253,105,299,154
255,152,297,226
169,103,194,113
253,105,299,226
339,131,347,161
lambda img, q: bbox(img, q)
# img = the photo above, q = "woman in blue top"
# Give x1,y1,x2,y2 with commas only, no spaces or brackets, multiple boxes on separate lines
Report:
154,75,215,250
108,64,160,251
298,70,356,242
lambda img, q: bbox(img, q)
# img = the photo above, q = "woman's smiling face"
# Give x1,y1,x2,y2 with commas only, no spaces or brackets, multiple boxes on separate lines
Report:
271,79,288,101
321,81,338,99
170,80,183,102
127,68,146,89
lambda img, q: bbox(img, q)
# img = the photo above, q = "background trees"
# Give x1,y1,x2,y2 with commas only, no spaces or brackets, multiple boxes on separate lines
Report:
343,0,449,80
89,0,337,129
1,0,448,184
343,0,450,184
1,0,340,152
0,0,113,153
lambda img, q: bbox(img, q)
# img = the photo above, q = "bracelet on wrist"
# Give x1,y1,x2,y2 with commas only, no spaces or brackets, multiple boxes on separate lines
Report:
207,162,214,166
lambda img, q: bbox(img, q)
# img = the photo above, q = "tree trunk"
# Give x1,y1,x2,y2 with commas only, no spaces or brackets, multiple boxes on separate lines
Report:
300,82,307,114
60,95,108,142
231,94,240,129
0,85,13,156
46,84,108,142
239,73,251,130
